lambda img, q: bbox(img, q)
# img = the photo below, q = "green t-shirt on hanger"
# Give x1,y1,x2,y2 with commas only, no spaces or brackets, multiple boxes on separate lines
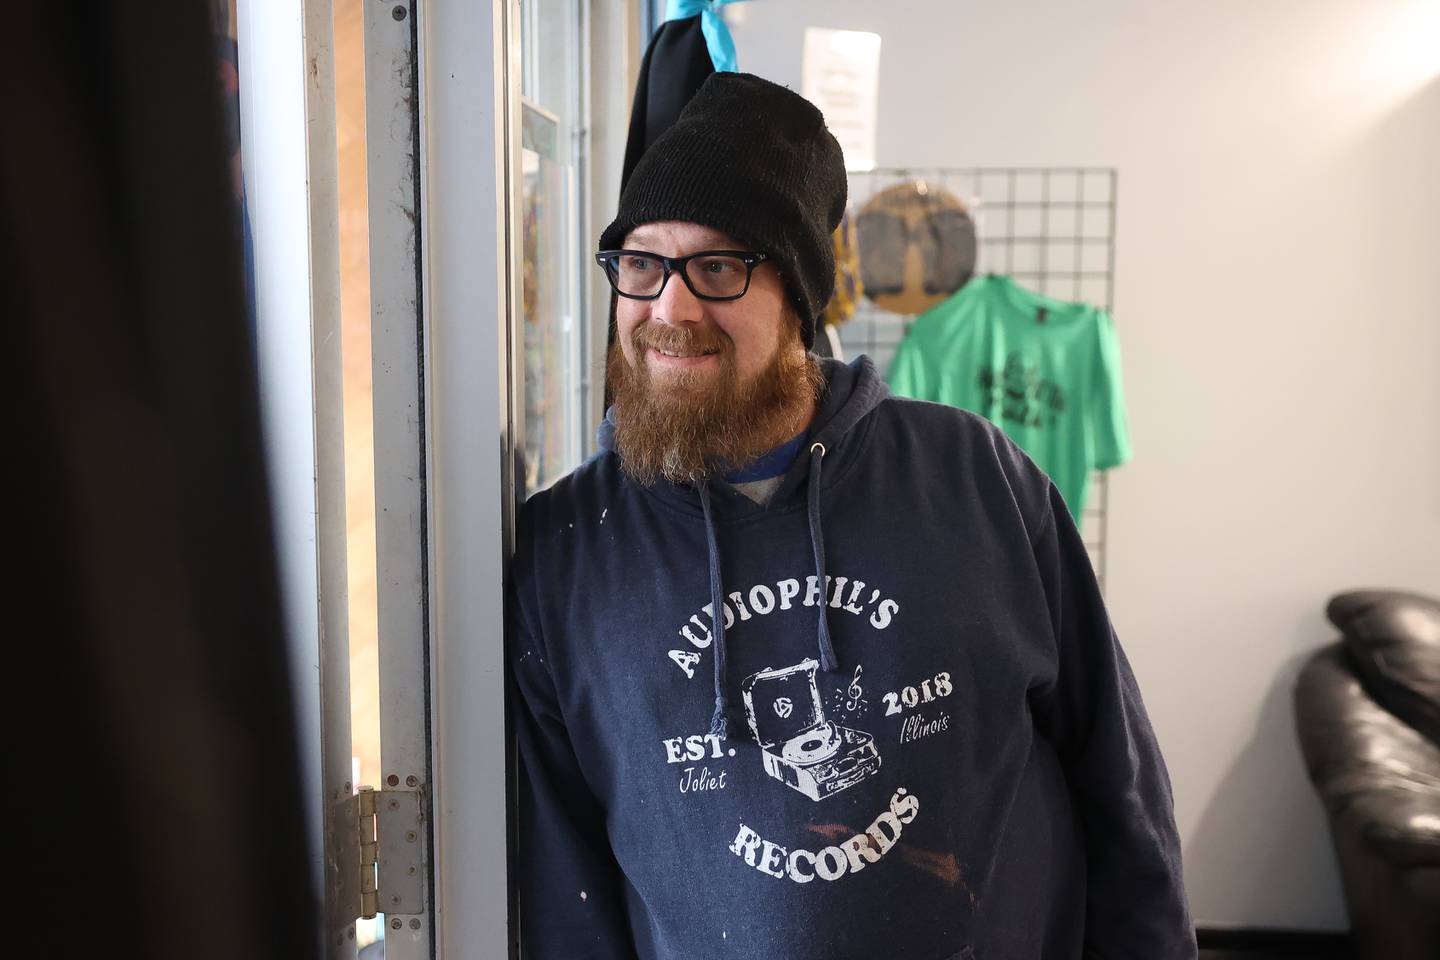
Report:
886,273,1132,519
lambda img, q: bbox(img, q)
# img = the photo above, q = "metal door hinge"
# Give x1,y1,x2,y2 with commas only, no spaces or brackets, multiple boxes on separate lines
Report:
358,787,380,918
334,785,428,924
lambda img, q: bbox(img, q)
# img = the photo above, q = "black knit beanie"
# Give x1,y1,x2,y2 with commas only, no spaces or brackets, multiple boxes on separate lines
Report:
600,72,847,350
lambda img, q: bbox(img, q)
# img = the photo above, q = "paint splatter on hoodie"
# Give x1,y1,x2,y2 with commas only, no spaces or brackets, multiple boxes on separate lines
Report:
509,356,1195,959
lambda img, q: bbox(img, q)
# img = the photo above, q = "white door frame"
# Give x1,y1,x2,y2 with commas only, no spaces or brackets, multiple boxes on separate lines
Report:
419,1,519,957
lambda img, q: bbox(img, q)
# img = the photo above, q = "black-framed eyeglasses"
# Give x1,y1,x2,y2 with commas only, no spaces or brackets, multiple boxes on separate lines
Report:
594,249,769,302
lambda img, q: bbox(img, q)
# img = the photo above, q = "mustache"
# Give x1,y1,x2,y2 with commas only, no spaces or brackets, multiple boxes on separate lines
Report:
629,321,731,357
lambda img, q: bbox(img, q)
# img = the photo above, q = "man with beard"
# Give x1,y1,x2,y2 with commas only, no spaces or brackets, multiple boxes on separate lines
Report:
603,219,823,491
509,73,1195,960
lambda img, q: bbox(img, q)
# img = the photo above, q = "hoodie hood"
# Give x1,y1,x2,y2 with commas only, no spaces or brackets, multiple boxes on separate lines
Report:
596,356,889,736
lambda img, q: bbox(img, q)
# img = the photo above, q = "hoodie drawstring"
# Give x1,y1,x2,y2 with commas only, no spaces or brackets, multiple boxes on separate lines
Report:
698,441,838,741
807,442,839,673
697,481,730,739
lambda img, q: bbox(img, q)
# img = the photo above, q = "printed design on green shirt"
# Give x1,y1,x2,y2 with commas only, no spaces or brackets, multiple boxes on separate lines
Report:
976,352,1067,429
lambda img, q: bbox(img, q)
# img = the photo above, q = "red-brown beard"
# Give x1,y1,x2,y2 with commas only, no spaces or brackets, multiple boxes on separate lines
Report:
607,316,824,486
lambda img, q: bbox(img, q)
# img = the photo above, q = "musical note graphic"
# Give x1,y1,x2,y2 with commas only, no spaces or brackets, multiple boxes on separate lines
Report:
845,664,865,712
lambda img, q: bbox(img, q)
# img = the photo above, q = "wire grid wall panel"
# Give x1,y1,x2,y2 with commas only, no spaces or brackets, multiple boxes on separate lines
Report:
838,167,1118,589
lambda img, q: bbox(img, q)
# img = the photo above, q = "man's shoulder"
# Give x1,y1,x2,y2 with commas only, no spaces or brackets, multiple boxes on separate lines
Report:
869,394,1054,535
516,448,635,557
874,391,1014,451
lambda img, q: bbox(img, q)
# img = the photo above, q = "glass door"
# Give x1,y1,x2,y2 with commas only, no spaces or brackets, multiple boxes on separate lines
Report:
519,0,593,494
252,1,624,956
244,1,519,957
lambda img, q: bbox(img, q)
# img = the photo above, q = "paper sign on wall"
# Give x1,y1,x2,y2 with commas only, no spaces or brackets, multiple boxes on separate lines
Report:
802,28,882,172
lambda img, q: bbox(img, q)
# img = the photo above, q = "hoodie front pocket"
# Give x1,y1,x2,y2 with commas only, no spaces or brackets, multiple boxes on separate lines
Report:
937,948,974,960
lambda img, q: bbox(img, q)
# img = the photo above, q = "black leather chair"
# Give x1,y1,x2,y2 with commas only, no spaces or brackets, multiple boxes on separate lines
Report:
1294,590,1440,960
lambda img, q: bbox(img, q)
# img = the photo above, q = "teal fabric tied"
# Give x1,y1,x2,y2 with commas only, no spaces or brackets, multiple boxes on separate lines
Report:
664,0,749,73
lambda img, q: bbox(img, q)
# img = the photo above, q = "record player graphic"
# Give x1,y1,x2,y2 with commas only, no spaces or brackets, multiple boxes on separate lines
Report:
740,658,881,802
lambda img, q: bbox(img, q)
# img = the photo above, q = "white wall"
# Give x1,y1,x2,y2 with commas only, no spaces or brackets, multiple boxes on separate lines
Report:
728,0,1440,932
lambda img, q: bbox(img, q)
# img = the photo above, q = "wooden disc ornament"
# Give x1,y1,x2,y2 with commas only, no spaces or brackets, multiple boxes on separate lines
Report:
856,181,977,315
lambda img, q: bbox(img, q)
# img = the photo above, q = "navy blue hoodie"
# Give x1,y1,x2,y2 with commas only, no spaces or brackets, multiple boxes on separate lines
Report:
509,356,1194,959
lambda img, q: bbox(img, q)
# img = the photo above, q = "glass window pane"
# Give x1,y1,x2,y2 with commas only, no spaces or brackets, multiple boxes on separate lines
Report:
519,0,587,496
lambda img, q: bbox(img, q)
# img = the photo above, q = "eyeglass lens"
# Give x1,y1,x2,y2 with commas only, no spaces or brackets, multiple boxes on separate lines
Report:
611,253,751,299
